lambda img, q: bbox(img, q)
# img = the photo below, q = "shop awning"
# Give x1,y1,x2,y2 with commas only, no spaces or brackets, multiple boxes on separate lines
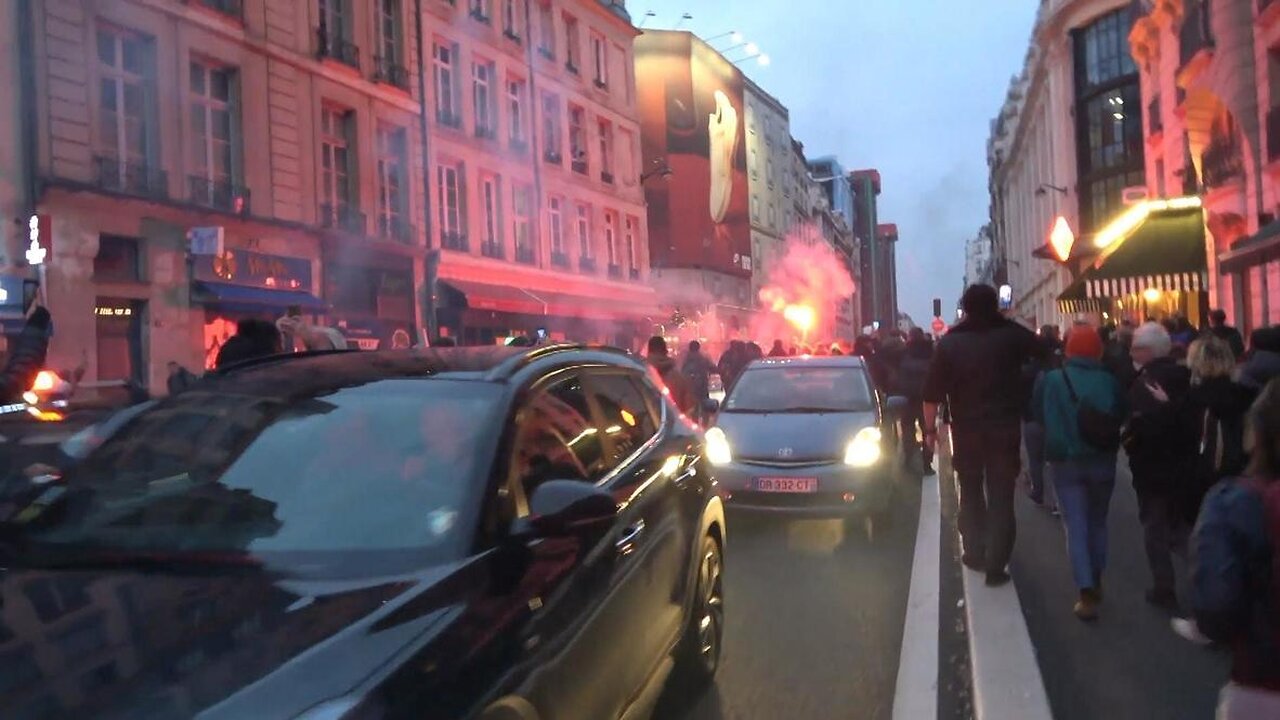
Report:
1217,219,1280,274
194,282,328,313
1056,271,1107,314
440,280,548,315
1084,206,1207,299
441,279,663,321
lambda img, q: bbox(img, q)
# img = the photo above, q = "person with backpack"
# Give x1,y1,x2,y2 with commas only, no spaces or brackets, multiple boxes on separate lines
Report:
1190,378,1280,718
1034,323,1124,620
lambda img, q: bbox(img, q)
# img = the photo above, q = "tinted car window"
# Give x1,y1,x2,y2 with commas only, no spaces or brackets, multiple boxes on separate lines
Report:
512,374,608,494
590,373,659,466
725,366,875,413
12,380,500,568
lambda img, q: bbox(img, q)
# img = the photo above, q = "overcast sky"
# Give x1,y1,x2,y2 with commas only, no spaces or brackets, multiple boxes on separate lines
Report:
632,0,1038,325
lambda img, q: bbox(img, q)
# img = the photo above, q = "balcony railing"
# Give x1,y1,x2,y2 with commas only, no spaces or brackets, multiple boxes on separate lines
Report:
442,231,469,251
1148,96,1162,135
629,267,640,281
571,156,588,174
543,149,562,165
481,240,504,259
188,175,250,215
1201,135,1244,188
317,28,360,69
1179,0,1213,68
475,124,498,140
319,203,366,234
191,0,242,18
373,55,410,90
504,29,522,43
538,46,555,60
1269,106,1280,162
93,156,168,199
594,78,608,90
437,110,463,129
377,215,415,244
551,250,570,268
468,7,491,23
515,245,536,264
607,263,622,279
578,255,596,273
565,59,580,75
600,170,614,184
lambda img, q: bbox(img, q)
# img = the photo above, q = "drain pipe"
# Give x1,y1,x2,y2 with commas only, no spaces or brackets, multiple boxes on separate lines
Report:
413,0,438,338
17,0,38,214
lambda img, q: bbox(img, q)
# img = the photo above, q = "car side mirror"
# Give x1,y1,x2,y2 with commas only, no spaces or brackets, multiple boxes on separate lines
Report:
513,479,618,540
885,395,909,415
702,398,720,414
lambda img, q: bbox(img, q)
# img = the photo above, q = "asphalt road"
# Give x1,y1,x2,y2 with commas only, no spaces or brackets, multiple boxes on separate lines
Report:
654,470,922,720
1010,458,1230,719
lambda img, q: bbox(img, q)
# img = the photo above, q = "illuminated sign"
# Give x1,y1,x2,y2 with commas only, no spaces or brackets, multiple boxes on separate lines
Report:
194,249,312,291
1048,216,1075,262
95,306,132,317
999,284,1013,310
25,214,50,266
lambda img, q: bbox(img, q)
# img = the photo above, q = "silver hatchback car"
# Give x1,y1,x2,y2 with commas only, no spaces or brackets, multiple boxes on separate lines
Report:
704,356,905,537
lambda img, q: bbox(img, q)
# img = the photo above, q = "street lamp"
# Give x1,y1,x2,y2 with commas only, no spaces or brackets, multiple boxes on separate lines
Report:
1035,183,1068,197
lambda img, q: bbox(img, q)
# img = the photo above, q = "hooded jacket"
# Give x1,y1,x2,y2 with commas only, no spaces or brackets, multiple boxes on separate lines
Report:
1034,357,1124,461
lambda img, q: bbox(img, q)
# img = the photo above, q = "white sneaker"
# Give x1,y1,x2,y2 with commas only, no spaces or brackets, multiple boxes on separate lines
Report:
1171,617,1213,646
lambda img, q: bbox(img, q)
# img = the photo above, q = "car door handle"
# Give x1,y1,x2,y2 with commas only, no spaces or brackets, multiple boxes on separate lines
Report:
615,519,646,555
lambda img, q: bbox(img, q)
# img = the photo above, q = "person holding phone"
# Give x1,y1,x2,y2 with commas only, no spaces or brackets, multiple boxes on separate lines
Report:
0,297,52,402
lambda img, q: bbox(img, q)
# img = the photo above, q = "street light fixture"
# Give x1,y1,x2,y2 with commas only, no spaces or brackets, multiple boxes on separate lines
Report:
1035,183,1069,197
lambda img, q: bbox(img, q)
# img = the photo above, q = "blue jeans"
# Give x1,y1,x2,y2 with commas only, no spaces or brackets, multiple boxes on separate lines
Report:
1051,455,1118,590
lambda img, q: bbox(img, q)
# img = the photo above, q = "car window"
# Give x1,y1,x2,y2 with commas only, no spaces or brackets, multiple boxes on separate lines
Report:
589,372,660,467
512,374,608,499
725,366,876,413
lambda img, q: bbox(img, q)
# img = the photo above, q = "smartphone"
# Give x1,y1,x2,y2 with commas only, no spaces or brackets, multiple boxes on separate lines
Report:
536,327,548,341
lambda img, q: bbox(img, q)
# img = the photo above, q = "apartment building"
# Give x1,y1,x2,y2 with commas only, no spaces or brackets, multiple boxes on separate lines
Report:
743,77,791,301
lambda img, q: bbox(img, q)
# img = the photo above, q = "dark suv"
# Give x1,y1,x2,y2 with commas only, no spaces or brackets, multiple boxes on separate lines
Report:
0,346,726,720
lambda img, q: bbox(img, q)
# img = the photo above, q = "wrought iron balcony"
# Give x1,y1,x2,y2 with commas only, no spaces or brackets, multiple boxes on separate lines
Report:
515,245,536,264
475,124,498,140
188,175,250,215
377,215,415,244
629,267,640,281
538,46,555,60
1179,0,1213,68
571,156,588,175
1201,136,1244,188
551,250,570,268
600,170,614,184
319,203,366,234
442,231,469,251
437,110,463,129
469,7,491,23
1269,106,1280,162
191,0,242,18
504,29,522,43
373,55,410,90
316,28,360,69
578,255,596,273
481,240,504,259
607,263,622,279
93,156,168,199
565,60,579,75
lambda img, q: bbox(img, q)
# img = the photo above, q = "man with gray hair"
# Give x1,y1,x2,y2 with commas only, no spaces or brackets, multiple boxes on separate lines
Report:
1123,321,1198,612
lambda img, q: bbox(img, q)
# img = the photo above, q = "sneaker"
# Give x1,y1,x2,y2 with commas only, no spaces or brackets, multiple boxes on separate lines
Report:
1074,589,1100,621
985,570,1012,587
1171,617,1213,646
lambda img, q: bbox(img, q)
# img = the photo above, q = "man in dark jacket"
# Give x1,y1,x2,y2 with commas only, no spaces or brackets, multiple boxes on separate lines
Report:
648,336,694,415
1022,327,1064,509
1208,309,1245,360
681,340,717,422
897,331,934,475
215,318,283,370
1124,321,1198,611
923,285,1043,585
717,340,747,391
0,306,52,402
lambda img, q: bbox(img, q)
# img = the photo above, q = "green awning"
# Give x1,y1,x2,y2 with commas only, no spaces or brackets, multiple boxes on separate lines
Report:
1057,270,1107,313
1085,207,1207,298
1218,219,1280,274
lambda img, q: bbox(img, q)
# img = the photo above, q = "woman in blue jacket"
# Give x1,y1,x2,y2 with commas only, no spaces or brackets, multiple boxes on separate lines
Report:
1034,323,1124,621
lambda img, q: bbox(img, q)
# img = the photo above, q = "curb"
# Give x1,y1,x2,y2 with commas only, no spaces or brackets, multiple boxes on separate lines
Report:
962,564,1053,720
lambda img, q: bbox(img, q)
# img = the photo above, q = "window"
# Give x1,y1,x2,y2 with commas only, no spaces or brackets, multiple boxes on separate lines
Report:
433,41,458,125
375,0,407,88
624,216,637,271
563,13,580,71
320,106,355,221
569,105,587,170
618,128,635,185
549,196,565,255
502,0,519,38
542,93,562,160
94,234,142,282
589,373,659,466
468,0,491,22
604,210,618,266
591,32,607,86
96,26,156,177
514,375,608,490
188,60,239,209
576,203,592,258
1077,7,1137,90
598,118,614,182
376,124,408,242
507,77,527,145
513,183,533,260
537,1,555,58
473,59,496,137
437,160,465,248
615,41,631,103
480,173,502,258
317,0,356,66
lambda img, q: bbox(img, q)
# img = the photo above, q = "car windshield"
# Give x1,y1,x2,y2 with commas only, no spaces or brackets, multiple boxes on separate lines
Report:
6,379,500,573
724,366,874,413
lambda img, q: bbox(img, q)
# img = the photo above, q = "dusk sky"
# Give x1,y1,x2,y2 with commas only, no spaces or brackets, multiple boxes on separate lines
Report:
633,0,1039,326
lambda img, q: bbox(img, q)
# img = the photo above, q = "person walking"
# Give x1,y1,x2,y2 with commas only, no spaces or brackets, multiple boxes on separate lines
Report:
647,336,694,415
717,340,748,391
768,339,787,357
214,318,283,370
896,330,935,475
1122,321,1199,613
681,340,717,423
1208,309,1245,360
1034,323,1124,621
923,284,1044,585
1191,378,1280,718
1023,326,1065,511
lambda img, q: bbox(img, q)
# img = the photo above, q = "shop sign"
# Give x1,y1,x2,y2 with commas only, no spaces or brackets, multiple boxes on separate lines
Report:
188,226,225,256
194,248,312,292
25,214,51,266
95,306,133,317
336,319,413,351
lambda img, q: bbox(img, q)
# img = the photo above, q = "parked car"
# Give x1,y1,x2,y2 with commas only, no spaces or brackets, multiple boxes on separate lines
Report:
704,355,905,538
0,345,726,720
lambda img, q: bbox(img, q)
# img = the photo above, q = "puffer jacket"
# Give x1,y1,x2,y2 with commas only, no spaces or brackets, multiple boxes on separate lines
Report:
1034,357,1124,461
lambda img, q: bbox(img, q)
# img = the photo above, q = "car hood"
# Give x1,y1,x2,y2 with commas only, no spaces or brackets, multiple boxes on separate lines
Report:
715,410,878,462
0,560,468,720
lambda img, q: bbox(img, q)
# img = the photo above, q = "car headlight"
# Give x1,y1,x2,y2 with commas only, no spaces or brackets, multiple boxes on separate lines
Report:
844,427,882,467
704,427,733,466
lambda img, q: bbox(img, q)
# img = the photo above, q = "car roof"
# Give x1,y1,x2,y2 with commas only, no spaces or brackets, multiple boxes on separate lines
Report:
743,355,867,370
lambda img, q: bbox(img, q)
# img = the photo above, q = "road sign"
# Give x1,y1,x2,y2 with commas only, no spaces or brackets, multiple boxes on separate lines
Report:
931,317,946,334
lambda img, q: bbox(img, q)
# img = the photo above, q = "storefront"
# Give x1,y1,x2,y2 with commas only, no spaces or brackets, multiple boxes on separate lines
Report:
1217,218,1280,334
0,274,35,364
323,243,418,351
193,249,326,369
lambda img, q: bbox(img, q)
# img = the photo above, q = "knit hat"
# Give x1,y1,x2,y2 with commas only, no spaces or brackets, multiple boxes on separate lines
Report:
1065,325,1104,360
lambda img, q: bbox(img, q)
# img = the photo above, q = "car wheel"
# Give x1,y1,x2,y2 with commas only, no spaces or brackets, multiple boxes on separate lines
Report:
674,533,724,686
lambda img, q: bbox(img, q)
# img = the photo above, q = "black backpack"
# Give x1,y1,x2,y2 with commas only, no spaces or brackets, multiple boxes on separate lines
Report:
1061,367,1123,451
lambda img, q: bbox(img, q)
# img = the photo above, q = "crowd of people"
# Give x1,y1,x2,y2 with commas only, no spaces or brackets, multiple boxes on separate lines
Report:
920,283,1279,719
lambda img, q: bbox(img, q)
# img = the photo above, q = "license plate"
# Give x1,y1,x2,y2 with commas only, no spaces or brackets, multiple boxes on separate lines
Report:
755,477,818,493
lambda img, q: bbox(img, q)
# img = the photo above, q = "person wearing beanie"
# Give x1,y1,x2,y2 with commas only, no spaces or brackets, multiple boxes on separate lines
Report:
1033,322,1124,621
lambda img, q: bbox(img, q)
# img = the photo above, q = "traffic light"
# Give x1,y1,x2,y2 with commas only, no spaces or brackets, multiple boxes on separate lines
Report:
932,298,942,318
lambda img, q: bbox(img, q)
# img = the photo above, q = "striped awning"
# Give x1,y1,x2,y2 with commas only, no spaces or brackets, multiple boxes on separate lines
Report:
1057,271,1107,313
1085,271,1207,298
